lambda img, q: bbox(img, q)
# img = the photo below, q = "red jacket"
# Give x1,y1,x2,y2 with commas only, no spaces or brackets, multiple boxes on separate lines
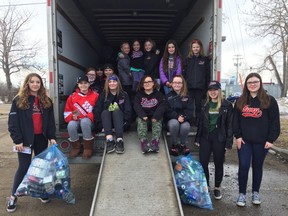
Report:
64,88,99,123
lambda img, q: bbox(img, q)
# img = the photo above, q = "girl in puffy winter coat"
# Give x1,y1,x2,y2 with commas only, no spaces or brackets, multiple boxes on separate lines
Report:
64,75,99,159
159,39,182,94
195,81,233,200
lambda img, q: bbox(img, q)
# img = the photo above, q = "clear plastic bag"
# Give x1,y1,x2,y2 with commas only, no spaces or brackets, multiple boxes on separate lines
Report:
174,154,213,210
16,145,75,204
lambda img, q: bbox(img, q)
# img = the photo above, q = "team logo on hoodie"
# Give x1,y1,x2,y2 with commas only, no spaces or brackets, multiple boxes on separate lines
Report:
242,105,262,118
141,98,158,108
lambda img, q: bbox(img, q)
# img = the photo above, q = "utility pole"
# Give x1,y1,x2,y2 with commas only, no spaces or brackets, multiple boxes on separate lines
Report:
233,54,243,84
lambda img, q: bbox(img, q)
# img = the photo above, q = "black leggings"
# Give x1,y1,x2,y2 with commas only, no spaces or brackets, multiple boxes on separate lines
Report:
199,129,226,188
12,134,48,195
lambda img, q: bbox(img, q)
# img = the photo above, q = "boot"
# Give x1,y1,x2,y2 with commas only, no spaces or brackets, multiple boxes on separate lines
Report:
69,140,81,158
82,138,94,159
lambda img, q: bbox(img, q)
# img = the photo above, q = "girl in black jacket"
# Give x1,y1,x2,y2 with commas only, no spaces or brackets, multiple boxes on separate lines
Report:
233,73,280,207
182,39,210,124
7,73,56,213
93,74,131,154
165,75,193,156
195,81,233,200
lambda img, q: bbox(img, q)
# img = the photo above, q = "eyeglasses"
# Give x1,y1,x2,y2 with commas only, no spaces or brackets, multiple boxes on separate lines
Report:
247,81,260,85
144,80,153,84
172,82,183,85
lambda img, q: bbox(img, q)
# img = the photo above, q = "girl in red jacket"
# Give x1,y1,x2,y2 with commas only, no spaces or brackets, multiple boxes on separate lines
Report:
64,75,99,159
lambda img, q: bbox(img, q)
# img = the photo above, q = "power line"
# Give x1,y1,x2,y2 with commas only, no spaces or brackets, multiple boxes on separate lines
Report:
0,2,46,7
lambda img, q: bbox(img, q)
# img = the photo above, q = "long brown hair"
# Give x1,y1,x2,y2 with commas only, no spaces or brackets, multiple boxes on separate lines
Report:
103,74,123,99
161,40,182,72
137,75,159,92
16,73,52,110
236,73,270,110
188,39,205,57
172,75,187,97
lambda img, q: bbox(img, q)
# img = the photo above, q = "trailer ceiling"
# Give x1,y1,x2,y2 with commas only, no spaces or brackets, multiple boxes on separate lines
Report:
73,0,199,49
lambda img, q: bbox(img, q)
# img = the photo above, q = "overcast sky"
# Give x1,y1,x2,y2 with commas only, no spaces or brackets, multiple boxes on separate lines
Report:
222,0,274,82
0,0,47,85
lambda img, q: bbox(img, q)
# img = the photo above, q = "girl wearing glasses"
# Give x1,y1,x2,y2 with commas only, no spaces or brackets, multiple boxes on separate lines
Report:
233,73,280,207
134,75,166,153
165,75,193,156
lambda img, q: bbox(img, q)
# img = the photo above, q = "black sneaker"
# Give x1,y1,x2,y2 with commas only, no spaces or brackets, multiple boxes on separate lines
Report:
39,197,51,203
214,189,222,200
106,140,115,153
7,195,17,213
180,144,190,155
170,145,179,156
115,139,124,154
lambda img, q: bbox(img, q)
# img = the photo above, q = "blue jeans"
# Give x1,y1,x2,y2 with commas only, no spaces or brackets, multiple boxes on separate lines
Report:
167,119,190,145
237,142,268,194
67,118,93,141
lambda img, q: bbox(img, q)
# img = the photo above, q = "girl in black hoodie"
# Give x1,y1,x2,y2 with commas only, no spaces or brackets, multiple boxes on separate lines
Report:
134,75,166,153
233,73,280,207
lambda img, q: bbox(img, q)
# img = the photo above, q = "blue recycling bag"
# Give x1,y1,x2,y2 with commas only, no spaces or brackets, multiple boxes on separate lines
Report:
16,145,75,204
174,154,213,210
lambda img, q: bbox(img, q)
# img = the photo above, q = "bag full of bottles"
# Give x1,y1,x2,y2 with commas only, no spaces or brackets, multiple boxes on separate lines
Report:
16,145,75,204
174,154,213,210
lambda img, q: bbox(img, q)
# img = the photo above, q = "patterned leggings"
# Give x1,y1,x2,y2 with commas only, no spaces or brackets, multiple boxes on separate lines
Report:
136,117,162,140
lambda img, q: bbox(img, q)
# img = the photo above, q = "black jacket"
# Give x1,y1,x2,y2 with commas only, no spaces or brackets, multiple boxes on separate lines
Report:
165,91,194,124
182,55,211,90
195,99,233,149
8,95,56,147
233,95,280,145
144,51,160,79
93,91,132,130
133,90,166,120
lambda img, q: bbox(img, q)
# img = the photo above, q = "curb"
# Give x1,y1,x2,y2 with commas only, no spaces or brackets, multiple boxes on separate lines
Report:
270,146,288,160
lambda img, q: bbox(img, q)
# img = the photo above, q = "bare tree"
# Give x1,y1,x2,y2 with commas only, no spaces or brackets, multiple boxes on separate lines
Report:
245,0,288,97
0,5,41,101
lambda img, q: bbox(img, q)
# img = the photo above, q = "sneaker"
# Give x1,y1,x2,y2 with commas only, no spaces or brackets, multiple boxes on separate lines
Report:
140,139,149,154
236,193,246,207
170,144,179,156
214,189,222,200
115,139,124,154
7,195,17,213
39,197,51,203
180,144,190,155
106,140,115,153
252,191,261,205
150,139,159,153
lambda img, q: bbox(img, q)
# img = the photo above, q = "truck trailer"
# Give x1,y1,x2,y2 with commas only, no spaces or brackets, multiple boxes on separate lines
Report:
47,0,222,136
47,1,222,214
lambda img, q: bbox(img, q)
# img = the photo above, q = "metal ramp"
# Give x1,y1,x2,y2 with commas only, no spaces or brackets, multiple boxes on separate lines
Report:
90,131,183,216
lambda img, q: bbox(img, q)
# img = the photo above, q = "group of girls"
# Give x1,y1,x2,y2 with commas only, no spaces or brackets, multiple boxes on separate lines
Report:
7,37,280,213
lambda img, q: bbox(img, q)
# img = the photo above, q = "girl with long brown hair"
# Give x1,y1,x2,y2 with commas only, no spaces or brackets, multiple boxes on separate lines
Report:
233,73,280,206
